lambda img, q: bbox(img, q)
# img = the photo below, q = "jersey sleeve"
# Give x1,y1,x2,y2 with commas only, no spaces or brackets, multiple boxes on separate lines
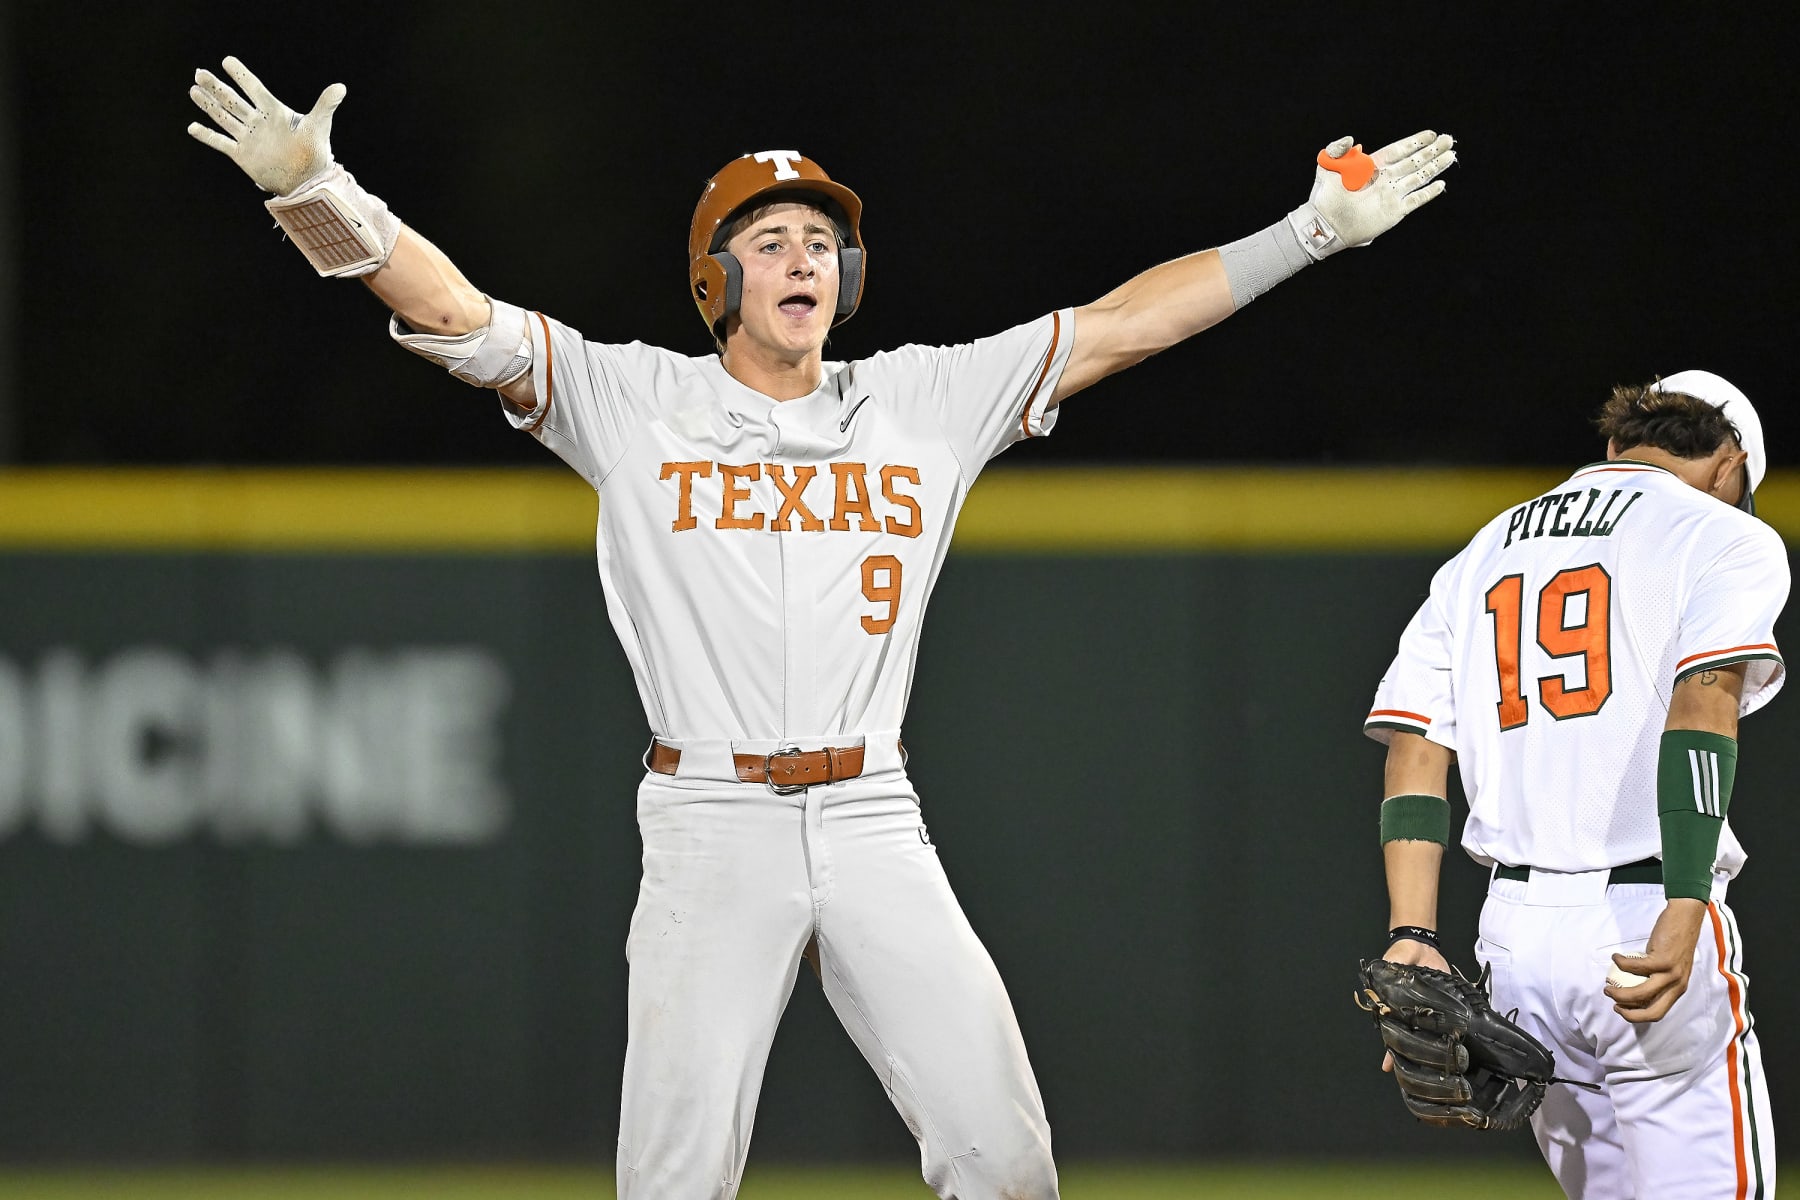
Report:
1364,556,1462,750
1674,521,1790,716
863,309,1074,479
501,310,670,486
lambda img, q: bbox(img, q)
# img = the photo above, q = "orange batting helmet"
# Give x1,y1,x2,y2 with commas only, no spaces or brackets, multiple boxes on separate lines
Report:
688,150,866,339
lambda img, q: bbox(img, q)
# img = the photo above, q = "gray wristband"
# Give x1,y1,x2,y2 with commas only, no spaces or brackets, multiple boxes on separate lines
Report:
1217,219,1314,309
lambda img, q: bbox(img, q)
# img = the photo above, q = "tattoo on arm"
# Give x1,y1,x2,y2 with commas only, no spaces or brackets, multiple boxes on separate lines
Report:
1699,670,1719,685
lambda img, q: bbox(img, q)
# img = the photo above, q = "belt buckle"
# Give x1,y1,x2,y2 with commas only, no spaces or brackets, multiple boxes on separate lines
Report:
765,744,809,794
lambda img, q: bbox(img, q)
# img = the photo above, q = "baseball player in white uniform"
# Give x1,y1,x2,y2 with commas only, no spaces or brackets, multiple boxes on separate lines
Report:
1365,372,1786,1198
189,56,1456,1199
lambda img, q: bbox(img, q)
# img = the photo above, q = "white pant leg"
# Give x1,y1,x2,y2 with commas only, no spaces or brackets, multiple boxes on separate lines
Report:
1575,891,1776,1200
1478,887,1631,1199
1518,1005,1618,1199
1482,878,1777,1200
809,775,1058,1200
616,776,815,1200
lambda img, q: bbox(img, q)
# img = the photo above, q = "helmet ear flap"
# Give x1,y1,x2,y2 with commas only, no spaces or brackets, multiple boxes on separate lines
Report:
836,246,864,320
690,252,744,340
715,252,743,318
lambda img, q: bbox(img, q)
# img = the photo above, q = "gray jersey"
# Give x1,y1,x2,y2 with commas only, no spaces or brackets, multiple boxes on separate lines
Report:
503,308,1073,742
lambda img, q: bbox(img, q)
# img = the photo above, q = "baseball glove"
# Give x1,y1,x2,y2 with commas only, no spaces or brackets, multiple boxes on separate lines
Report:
1355,957,1566,1131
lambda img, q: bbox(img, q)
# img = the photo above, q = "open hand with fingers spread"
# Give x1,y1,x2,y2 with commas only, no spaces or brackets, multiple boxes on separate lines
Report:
1289,130,1457,258
186,55,398,277
187,55,344,197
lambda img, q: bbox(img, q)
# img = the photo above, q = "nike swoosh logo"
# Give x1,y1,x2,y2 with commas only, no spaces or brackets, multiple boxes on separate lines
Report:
839,395,871,432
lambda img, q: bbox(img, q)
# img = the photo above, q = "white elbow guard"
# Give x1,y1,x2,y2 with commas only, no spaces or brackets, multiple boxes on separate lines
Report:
389,297,533,388
264,162,399,278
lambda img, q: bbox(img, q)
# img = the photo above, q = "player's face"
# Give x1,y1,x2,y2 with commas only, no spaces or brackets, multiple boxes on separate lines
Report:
722,202,842,360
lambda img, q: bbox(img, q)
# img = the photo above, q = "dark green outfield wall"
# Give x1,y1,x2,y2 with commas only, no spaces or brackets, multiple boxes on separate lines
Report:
2,550,1794,1163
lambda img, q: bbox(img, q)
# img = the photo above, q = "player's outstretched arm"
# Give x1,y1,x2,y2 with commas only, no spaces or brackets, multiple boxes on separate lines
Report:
1050,130,1455,406
187,57,533,410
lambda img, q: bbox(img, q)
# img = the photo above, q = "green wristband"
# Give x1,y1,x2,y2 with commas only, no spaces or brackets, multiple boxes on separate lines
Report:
1657,729,1739,901
1380,794,1451,846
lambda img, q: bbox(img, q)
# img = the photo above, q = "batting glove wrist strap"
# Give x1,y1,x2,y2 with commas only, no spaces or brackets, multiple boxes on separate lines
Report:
1657,729,1737,901
1285,201,1344,261
1380,793,1451,846
266,163,400,278
389,298,533,389
1217,220,1313,310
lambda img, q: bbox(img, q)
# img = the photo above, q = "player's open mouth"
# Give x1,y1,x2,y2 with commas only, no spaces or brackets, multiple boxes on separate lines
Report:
779,294,817,318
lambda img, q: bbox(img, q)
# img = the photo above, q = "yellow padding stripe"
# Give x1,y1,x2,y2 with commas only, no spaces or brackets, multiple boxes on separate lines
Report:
959,467,1562,551
0,470,593,551
0,467,1792,552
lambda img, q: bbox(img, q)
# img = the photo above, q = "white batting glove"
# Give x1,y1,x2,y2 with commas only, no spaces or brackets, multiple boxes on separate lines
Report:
187,56,344,196
1287,130,1456,260
188,56,398,277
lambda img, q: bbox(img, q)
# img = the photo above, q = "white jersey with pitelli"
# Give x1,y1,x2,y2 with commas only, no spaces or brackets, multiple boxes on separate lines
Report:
1365,461,1789,875
502,308,1072,743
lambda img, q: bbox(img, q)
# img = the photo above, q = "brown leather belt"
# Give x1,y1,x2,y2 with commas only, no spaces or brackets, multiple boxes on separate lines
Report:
647,739,866,791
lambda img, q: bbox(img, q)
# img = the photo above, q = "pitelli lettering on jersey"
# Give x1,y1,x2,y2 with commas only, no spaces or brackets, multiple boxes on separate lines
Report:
1569,489,1606,536
660,459,924,537
1532,498,1557,538
1504,488,1645,548
1591,490,1644,536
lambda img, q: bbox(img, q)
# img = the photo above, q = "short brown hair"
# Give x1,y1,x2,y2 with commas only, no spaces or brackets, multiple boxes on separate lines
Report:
1595,380,1741,460
717,195,848,253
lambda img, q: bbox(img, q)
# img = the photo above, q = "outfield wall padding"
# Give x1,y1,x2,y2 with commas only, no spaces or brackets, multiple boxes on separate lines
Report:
3,472,1794,1163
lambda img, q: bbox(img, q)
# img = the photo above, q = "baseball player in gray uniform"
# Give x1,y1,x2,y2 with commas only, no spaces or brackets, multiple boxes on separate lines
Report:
190,55,1455,1199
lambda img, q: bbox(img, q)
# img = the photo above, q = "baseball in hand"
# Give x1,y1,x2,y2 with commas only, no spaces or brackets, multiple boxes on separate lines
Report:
1607,958,1650,988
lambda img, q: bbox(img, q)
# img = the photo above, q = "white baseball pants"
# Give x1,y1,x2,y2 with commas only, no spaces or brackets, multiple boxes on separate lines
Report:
1478,872,1775,1199
614,767,1058,1200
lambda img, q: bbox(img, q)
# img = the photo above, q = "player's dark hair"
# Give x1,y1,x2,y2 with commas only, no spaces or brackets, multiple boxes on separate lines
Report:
717,196,850,254
1595,381,1741,460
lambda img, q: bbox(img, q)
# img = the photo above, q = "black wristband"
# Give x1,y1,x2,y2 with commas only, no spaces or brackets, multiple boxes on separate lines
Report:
1386,925,1441,951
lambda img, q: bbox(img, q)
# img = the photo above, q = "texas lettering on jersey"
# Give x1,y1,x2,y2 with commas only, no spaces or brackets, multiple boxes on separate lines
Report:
659,460,923,537
499,306,1073,741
